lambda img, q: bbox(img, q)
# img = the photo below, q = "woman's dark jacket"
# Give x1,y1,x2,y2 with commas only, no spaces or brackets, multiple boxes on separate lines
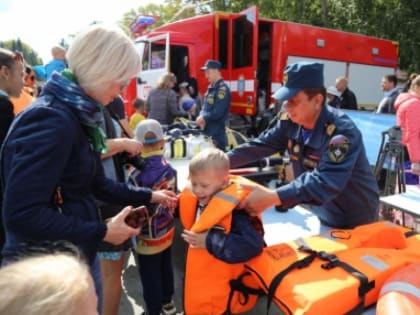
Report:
1,95,152,263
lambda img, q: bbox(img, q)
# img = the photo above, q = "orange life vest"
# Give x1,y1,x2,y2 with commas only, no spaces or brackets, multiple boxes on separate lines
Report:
239,221,420,315
377,262,420,315
179,175,263,315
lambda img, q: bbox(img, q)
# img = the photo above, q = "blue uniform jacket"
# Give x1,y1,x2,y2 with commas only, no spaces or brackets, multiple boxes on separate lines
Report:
200,79,231,150
228,105,379,228
1,96,152,263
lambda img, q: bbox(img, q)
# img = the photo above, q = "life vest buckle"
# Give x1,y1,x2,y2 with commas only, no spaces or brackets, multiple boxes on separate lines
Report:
319,251,339,269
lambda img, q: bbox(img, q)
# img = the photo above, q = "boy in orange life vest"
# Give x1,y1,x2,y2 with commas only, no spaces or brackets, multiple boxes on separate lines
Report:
180,148,265,315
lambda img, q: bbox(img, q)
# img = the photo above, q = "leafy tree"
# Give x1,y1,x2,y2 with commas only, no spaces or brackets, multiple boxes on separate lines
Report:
119,0,419,72
0,39,43,66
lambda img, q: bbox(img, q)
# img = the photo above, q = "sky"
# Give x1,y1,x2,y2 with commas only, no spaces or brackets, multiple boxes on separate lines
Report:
0,0,159,63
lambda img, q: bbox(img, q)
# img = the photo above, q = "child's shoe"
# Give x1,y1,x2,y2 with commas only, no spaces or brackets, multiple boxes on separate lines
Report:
161,300,177,315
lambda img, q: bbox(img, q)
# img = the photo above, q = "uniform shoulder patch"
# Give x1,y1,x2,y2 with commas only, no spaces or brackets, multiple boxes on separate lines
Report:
217,88,226,99
328,134,349,163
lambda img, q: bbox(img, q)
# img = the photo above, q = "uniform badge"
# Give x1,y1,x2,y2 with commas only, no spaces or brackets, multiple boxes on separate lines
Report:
207,95,214,105
328,135,349,163
325,123,336,137
303,158,318,169
217,87,226,100
293,144,300,154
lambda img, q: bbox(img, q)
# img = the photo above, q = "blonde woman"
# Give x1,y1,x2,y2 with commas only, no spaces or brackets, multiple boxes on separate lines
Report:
146,72,185,126
1,24,177,313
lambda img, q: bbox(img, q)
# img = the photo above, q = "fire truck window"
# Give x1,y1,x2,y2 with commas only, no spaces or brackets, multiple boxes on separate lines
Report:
151,50,165,69
218,20,228,68
232,16,253,68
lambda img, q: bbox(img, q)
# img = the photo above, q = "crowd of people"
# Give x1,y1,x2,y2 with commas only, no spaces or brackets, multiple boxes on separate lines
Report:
1,21,420,315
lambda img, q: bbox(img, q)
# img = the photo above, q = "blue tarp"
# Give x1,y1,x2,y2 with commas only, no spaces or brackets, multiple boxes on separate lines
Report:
343,110,396,166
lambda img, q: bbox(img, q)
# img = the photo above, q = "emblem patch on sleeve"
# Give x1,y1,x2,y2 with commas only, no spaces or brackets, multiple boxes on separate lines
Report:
217,88,226,100
207,94,215,105
328,134,349,163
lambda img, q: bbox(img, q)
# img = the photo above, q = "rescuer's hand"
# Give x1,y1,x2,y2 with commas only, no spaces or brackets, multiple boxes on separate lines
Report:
196,116,206,129
238,182,282,216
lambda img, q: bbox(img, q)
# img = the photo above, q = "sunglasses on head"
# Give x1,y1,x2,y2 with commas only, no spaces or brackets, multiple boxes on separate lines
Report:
0,50,24,69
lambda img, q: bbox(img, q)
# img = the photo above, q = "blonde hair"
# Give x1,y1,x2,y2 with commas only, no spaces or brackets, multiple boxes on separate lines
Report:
335,76,347,84
156,72,177,89
410,74,420,90
0,254,93,315
66,24,141,91
189,148,230,176
51,45,66,60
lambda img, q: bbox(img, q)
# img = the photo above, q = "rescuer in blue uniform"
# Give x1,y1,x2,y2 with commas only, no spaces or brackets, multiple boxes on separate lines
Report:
228,61,379,228
196,60,230,151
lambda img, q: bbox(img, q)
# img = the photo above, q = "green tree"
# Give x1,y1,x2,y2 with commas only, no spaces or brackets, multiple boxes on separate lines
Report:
0,39,43,66
119,0,420,71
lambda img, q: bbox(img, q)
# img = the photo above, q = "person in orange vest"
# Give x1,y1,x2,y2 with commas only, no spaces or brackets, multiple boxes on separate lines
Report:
179,148,265,315
11,65,37,115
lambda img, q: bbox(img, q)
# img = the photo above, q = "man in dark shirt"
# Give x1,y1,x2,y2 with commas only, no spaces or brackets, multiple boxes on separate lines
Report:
335,76,358,110
0,48,25,265
228,62,379,228
376,74,399,114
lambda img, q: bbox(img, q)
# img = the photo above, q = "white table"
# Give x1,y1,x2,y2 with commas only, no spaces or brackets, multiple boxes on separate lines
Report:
380,186,420,228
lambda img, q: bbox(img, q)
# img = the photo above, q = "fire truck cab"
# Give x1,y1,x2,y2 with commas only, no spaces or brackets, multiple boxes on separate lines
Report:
126,6,398,123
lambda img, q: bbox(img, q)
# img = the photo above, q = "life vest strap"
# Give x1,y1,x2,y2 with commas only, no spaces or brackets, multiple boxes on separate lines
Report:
266,249,318,314
405,229,418,237
226,271,265,315
266,245,375,315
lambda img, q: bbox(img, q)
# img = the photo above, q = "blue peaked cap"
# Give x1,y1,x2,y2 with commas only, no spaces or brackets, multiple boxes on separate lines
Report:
200,59,221,70
272,61,324,102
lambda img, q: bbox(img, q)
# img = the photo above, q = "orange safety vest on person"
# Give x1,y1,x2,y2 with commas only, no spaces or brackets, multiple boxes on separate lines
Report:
179,175,263,315
11,87,34,115
238,221,420,315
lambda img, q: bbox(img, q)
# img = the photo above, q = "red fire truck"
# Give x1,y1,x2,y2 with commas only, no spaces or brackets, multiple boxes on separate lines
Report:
125,6,398,119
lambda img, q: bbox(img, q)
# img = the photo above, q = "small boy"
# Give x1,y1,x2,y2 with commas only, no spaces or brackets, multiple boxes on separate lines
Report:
129,98,146,130
128,119,178,315
180,148,265,315
181,99,197,121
